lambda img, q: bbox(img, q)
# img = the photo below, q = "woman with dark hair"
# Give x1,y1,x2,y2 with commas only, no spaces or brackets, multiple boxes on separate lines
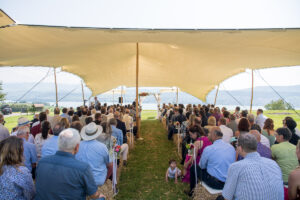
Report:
182,125,212,183
72,114,80,122
284,117,300,146
0,137,35,199
236,118,250,137
199,109,208,127
262,118,276,146
34,121,53,161
223,110,230,124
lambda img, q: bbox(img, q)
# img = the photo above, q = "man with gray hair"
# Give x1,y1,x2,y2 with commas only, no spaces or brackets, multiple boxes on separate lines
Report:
247,113,255,127
35,128,105,200
16,126,37,173
222,133,284,200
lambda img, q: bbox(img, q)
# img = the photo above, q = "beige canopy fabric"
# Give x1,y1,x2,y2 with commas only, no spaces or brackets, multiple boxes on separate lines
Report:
1,10,300,101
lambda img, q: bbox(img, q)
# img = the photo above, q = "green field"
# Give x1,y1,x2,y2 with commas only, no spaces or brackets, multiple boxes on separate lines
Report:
4,114,35,132
141,110,300,130
264,110,300,129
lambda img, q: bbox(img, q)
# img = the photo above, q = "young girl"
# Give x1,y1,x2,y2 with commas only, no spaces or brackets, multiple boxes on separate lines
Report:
165,159,181,183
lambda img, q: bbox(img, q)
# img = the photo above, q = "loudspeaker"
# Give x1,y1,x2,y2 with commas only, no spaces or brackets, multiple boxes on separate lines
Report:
119,97,123,103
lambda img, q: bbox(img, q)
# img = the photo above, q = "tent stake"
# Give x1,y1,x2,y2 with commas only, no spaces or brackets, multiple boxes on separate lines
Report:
136,43,140,138
250,69,254,113
54,68,58,107
214,84,219,106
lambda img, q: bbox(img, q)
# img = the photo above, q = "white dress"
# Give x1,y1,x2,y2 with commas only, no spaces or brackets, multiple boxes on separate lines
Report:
34,133,53,161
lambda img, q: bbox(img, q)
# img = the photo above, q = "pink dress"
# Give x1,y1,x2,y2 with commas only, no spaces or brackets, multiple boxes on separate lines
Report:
182,136,212,183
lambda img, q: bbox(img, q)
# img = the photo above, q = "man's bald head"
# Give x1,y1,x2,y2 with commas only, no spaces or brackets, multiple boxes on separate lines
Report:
249,130,261,142
209,126,223,142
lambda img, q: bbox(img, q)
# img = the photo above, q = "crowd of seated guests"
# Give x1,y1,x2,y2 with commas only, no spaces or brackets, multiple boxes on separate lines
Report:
160,103,300,199
0,102,139,200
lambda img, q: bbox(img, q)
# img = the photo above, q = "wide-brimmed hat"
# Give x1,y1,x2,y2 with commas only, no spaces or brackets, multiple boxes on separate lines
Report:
18,117,30,127
80,122,103,141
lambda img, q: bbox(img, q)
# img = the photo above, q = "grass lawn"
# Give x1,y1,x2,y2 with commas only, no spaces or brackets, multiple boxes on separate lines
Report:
143,110,300,130
116,120,190,200
3,114,35,132
264,110,300,129
141,110,157,120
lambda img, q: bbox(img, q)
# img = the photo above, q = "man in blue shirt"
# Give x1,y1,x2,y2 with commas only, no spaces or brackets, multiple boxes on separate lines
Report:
35,128,105,200
41,123,64,158
187,127,236,196
109,118,123,145
76,122,110,186
16,126,37,173
60,107,71,123
222,133,284,200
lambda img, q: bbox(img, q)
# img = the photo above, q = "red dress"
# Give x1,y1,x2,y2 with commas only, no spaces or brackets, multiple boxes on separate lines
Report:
182,136,212,183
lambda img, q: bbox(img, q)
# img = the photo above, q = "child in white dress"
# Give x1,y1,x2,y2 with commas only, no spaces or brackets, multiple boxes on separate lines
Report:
165,159,181,183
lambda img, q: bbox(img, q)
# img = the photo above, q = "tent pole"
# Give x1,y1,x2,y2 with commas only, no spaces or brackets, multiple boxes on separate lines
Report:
54,68,58,107
250,69,254,113
176,87,179,105
81,80,85,106
214,84,219,106
136,43,140,138
121,86,123,105
113,90,115,105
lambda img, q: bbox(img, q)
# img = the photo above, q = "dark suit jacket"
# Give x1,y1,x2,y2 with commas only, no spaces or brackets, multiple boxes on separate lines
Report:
117,119,127,144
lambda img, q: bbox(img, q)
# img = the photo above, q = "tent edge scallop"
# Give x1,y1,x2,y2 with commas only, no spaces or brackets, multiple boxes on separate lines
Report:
1,9,300,103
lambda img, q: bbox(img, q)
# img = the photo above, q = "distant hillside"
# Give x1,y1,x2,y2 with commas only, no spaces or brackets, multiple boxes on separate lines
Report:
2,82,300,107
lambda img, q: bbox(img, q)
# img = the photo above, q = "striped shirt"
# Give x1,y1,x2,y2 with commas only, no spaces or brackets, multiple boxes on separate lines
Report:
222,152,284,200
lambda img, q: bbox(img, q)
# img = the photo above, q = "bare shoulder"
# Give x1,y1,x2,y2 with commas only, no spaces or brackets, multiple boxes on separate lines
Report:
289,168,300,182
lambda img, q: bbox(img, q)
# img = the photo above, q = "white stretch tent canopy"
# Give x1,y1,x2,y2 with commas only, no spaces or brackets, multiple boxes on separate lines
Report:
1,10,300,101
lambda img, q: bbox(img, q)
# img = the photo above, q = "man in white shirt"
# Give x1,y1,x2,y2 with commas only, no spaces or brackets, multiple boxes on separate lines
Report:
49,107,62,130
123,109,133,131
106,107,114,122
218,117,233,143
255,109,267,130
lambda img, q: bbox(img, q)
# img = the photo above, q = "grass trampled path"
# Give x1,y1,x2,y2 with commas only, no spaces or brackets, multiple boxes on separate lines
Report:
116,120,190,200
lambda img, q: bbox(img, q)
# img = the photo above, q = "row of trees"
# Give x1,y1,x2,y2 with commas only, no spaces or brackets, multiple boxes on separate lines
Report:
0,82,5,102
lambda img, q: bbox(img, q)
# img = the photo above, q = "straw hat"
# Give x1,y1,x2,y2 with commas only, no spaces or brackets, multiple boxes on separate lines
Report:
18,117,30,127
80,122,103,141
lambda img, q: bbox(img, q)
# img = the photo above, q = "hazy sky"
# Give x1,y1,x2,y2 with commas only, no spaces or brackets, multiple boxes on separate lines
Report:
1,0,300,92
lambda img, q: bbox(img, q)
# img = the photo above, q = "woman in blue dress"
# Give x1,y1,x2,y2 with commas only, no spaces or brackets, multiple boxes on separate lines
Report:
0,136,35,200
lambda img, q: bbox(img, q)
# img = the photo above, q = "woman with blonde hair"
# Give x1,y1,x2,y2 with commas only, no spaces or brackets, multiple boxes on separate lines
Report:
60,117,70,129
204,116,217,132
262,118,276,146
0,137,35,199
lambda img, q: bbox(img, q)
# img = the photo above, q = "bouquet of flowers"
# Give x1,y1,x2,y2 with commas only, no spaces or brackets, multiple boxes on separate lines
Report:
114,145,121,153
186,143,194,156
114,145,121,159
174,121,180,128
